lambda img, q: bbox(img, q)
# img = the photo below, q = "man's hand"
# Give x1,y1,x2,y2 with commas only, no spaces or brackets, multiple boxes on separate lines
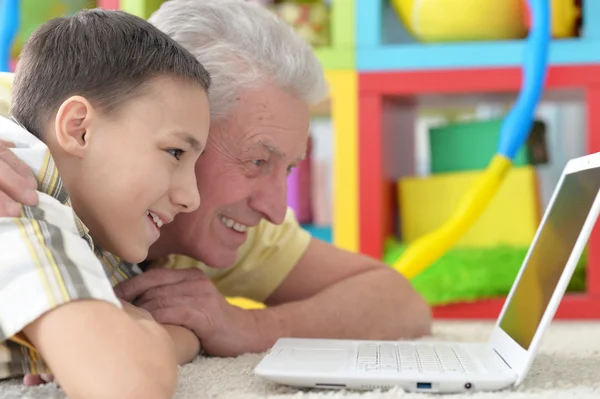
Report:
0,140,39,216
114,268,270,357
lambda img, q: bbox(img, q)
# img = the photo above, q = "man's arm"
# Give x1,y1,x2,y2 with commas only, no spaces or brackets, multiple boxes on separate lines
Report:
257,238,432,345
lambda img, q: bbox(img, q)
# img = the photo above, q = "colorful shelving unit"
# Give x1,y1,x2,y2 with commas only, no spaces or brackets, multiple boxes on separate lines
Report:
312,1,358,251
355,0,600,319
328,69,358,252
280,0,357,249
314,0,355,70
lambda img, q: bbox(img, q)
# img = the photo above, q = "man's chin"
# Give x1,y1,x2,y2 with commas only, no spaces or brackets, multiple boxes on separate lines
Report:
200,246,240,269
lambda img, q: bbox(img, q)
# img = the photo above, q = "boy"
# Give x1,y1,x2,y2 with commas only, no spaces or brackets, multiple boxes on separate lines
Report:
0,9,211,399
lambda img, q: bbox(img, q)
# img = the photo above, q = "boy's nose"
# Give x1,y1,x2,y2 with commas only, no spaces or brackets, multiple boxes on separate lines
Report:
172,172,201,213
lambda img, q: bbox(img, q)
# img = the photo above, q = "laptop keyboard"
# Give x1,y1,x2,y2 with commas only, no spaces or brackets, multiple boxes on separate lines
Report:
356,343,496,374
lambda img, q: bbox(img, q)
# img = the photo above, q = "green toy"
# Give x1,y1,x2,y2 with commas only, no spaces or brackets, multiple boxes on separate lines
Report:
383,239,586,306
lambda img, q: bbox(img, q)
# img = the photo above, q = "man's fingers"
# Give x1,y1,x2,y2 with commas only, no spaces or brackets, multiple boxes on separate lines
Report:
0,191,22,217
0,141,38,186
136,295,196,314
114,268,207,301
0,154,38,207
150,307,210,336
114,269,185,301
134,280,207,305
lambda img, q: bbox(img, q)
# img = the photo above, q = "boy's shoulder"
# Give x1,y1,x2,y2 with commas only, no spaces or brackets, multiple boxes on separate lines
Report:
0,116,68,202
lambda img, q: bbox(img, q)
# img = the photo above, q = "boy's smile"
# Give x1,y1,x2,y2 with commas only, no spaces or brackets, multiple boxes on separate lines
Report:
145,209,174,242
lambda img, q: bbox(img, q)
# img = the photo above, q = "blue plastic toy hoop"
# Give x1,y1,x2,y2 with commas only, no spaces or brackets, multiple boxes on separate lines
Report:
497,0,551,160
0,0,20,72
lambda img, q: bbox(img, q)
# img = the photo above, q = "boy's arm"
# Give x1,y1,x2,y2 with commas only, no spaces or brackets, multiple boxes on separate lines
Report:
0,193,178,399
23,300,178,399
163,324,202,365
111,263,202,365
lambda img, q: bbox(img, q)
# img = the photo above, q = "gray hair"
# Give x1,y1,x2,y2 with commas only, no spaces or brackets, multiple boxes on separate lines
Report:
149,0,329,121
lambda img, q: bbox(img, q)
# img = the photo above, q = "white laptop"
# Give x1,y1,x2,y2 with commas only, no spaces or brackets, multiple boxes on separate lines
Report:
255,152,600,394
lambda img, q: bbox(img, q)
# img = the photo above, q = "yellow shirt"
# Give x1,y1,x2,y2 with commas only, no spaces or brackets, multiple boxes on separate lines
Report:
0,72,311,304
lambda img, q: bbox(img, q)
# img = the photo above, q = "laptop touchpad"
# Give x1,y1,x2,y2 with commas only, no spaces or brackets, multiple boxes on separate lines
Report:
279,349,348,372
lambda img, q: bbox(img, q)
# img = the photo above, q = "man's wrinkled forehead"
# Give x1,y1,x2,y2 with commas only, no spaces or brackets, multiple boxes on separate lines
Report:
252,140,306,162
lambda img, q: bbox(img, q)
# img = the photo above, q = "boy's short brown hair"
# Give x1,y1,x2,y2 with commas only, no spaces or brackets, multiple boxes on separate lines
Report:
11,8,211,138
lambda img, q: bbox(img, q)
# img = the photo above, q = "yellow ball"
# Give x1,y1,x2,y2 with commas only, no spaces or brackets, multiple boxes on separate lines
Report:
391,0,527,42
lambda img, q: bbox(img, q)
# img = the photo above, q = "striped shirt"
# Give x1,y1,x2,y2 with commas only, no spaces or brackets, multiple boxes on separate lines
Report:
0,116,141,379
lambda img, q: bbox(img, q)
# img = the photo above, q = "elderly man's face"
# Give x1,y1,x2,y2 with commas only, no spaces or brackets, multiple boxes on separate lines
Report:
151,83,310,267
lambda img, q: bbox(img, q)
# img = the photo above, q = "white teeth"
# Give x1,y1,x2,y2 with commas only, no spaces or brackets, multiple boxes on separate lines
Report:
219,215,248,233
233,222,247,233
147,210,163,228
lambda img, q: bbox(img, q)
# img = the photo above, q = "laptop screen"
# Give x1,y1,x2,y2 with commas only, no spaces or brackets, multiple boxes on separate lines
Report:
499,166,600,350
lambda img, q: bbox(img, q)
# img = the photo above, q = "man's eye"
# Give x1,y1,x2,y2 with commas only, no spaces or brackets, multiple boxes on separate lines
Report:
167,148,184,160
253,159,265,167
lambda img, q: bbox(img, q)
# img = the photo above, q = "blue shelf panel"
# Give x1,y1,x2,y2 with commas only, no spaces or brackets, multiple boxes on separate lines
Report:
357,38,600,72
301,224,333,243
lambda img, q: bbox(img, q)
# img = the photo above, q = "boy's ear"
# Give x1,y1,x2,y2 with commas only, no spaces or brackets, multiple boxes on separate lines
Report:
54,96,95,158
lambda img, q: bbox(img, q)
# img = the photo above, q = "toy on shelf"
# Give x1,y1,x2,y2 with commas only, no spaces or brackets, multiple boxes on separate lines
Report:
383,241,586,307
269,1,331,47
0,0,19,72
430,118,527,174
428,118,548,174
523,0,581,38
391,0,550,279
391,0,527,43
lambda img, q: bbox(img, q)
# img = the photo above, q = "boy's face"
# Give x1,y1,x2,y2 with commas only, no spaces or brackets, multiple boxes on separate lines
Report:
54,76,210,263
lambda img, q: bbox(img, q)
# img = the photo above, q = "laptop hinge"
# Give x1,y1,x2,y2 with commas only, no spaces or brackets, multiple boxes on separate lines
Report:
494,349,513,369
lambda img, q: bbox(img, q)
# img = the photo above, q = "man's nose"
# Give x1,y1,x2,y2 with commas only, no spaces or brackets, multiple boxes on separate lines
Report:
249,175,288,225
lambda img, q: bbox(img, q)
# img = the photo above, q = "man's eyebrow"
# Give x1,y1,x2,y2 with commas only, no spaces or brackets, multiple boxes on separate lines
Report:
173,131,203,152
258,141,285,158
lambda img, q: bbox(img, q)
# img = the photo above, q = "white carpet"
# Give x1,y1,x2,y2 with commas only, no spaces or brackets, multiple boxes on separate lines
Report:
1,321,599,398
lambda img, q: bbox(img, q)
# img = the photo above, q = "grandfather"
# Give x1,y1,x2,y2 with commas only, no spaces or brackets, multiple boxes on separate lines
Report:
0,0,431,358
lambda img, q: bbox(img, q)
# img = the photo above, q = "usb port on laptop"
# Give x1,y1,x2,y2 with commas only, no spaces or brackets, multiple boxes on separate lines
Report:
416,382,432,389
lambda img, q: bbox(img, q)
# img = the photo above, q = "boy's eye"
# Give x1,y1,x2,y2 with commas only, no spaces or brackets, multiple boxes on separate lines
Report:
167,148,184,160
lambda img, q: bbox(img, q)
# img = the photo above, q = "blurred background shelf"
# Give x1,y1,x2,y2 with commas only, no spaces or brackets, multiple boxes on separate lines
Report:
6,0,600,318
356,0,599,72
